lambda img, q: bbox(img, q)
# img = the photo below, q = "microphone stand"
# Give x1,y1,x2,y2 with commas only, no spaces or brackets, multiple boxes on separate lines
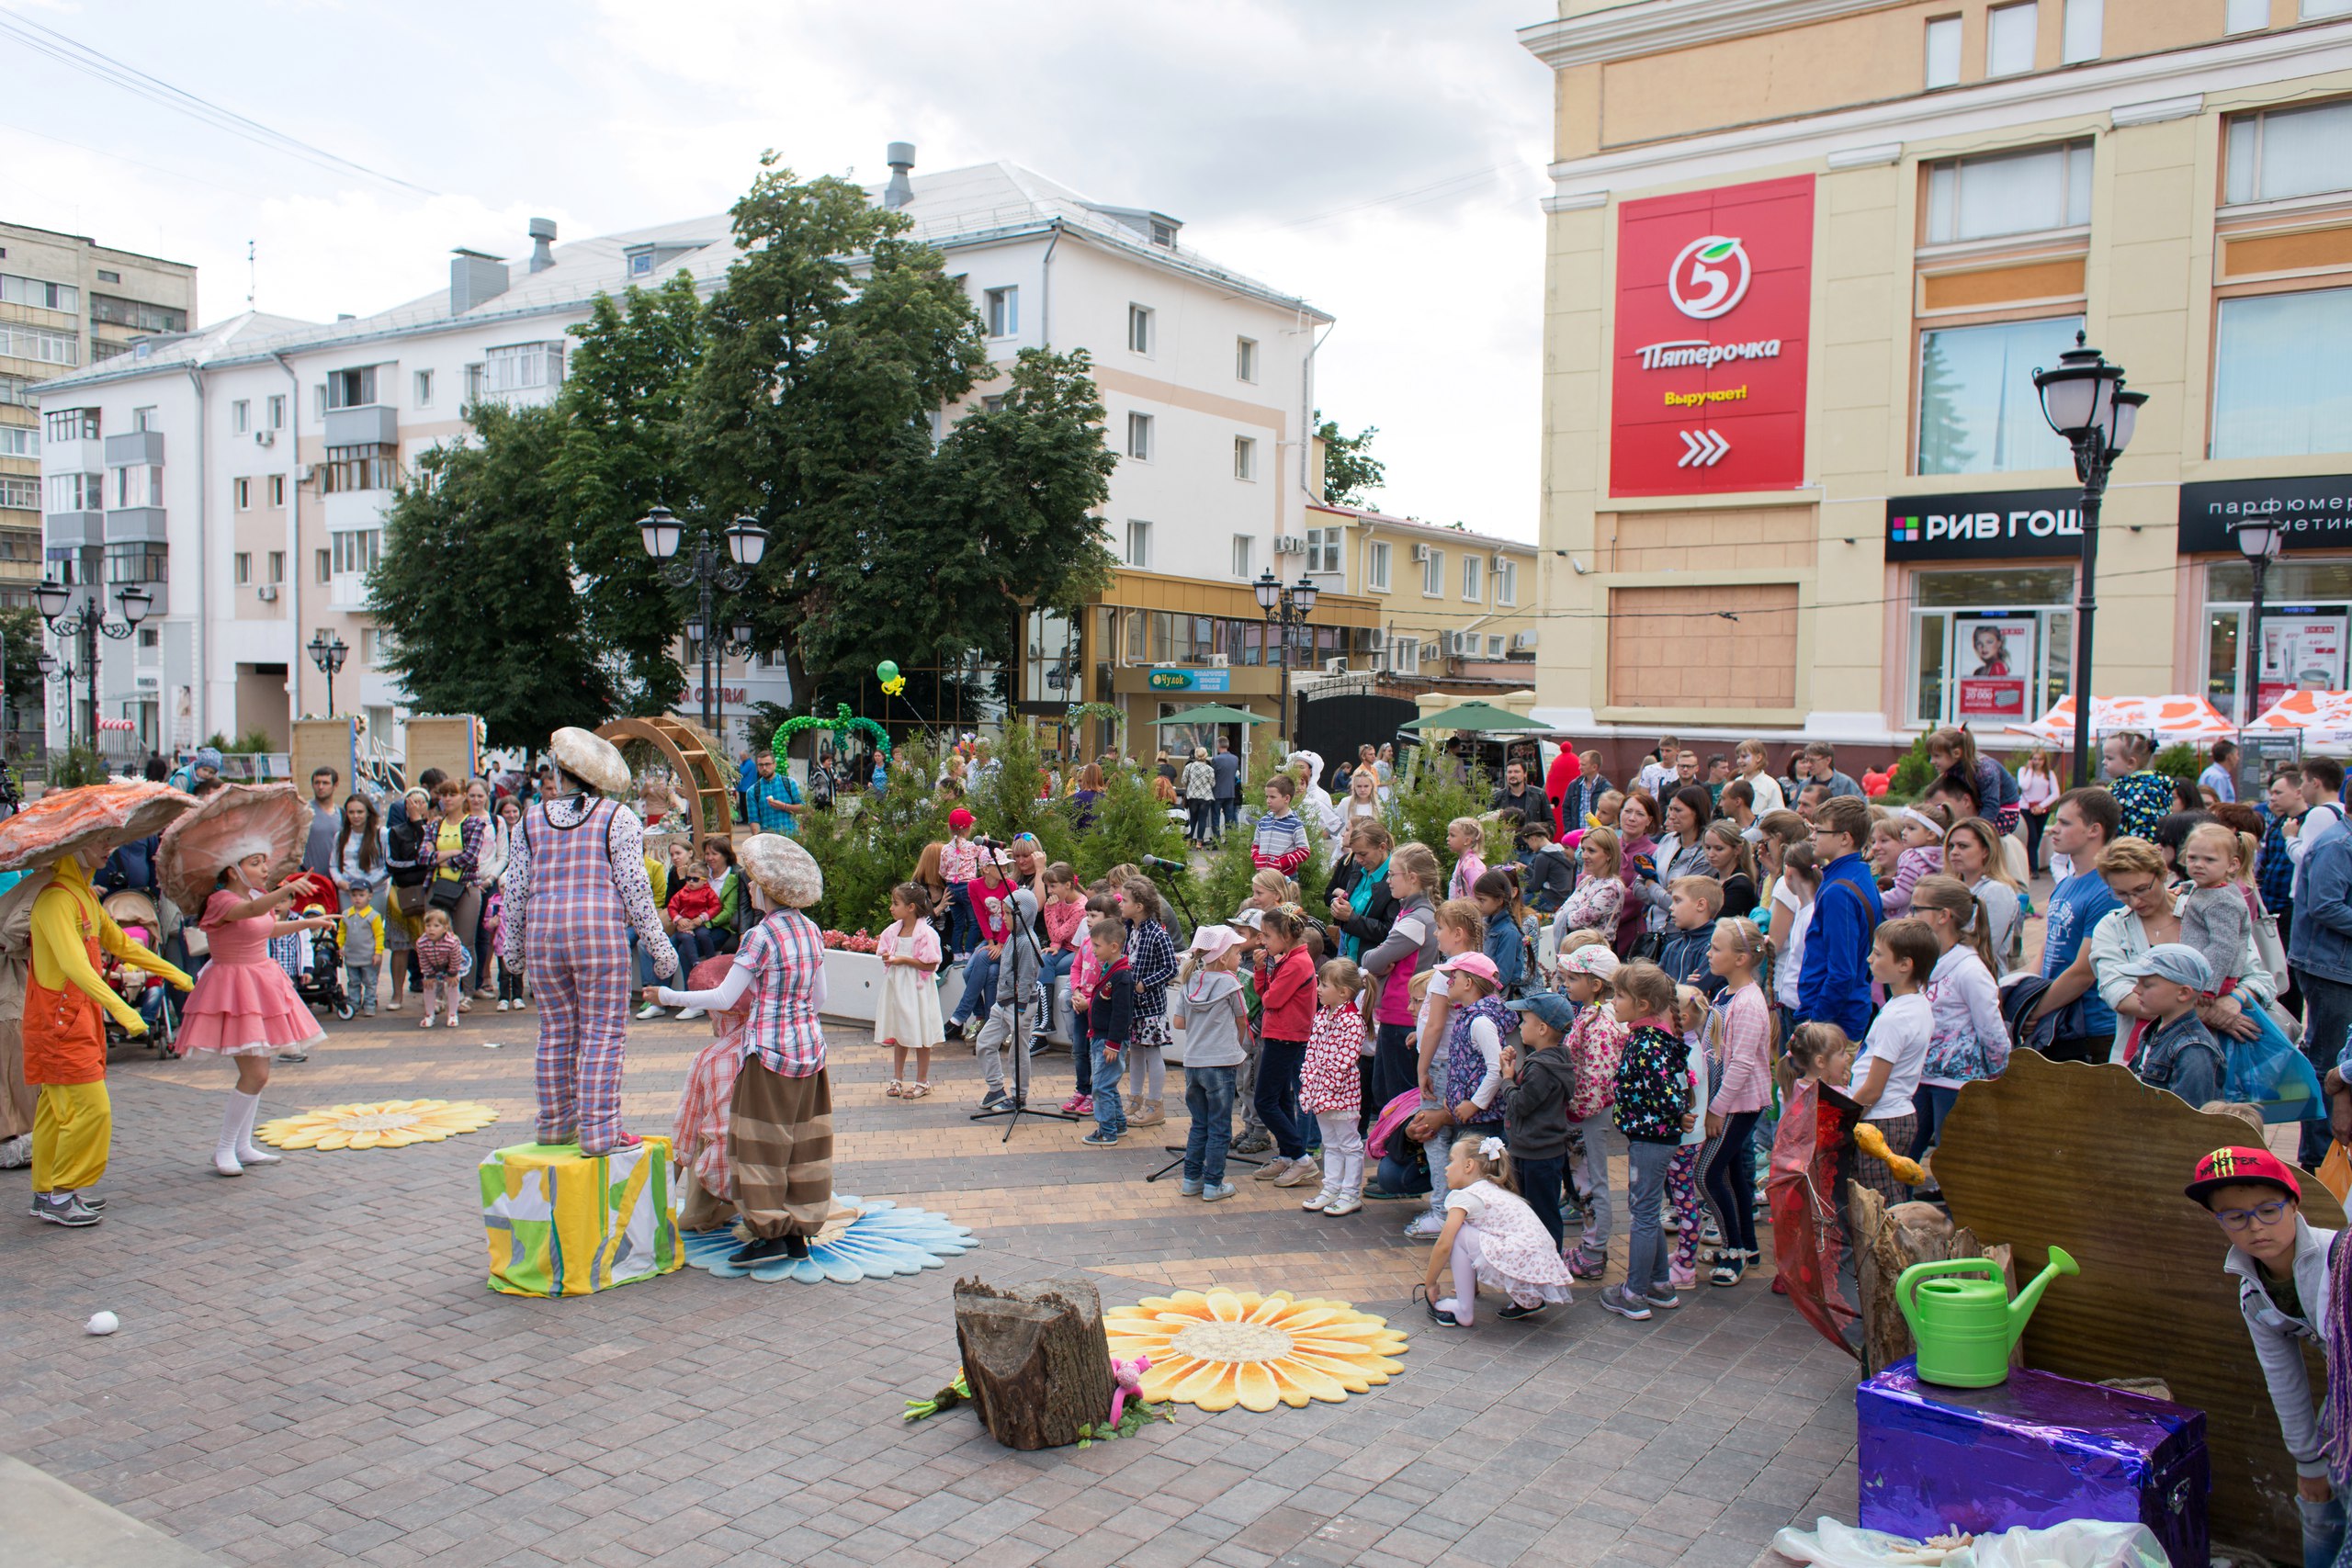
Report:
969,887,1079,1142
1142,856,1199,939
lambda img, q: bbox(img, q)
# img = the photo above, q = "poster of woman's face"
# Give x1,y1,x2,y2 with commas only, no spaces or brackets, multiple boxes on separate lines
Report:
1969,624,2010,677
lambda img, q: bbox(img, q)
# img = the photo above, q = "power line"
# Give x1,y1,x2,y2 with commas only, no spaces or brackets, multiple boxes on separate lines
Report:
0,7,439,198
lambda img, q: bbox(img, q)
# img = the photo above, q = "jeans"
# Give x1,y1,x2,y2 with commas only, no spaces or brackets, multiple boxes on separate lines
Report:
1516,1152,1568,1250
1419,1115,1458,1221
1255,1036,1309,1159
1091,1035,1127,1135
346,964,378,1013
1623,1139,1679,1298
2301,970,2352,1167
1572,1111,1615,1258
1218,796,1239,834
1699,1111,1759,1257
1187,799,1214,843
1183,1066,1238,1185
950,949,999,1028
1374,1143,1431,1198
1917,1085,1962,1156
947,883,979,957
1039,950,1075,1040
2304,1488,2346,1568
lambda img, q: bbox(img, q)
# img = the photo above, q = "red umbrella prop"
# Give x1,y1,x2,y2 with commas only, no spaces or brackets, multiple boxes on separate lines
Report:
156,783,308,918
1767,1077,1866,1362
0,781,195,875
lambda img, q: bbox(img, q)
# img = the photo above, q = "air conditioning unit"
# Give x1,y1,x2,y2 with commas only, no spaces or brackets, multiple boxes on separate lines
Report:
256,584,278,602
296,465,316,484
1272,536,1306,555
1206,653,1229,669
1367,627,1386,651
254,430,276,448
1492,553,1510,570
1324,657,1348,676
1420,641,1442,663
1511,629,1539,651
1411,544,1431,563
1447,629,1478,657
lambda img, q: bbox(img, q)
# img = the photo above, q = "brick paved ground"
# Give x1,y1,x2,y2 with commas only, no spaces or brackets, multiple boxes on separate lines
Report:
2,1000,1861,1567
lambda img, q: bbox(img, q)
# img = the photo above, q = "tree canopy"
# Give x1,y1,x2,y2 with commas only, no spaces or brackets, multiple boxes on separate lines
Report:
1317,412,1385,508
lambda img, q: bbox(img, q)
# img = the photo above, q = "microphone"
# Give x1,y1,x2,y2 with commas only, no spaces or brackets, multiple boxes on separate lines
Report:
1141,855,1187,872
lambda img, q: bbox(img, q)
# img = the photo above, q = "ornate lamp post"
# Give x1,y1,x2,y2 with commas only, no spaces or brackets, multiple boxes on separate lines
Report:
307,629,349,717
2228,514,2283,733
2032,333,2145,785
34,576,151,752
638,504,768,733
1253,569,1320,752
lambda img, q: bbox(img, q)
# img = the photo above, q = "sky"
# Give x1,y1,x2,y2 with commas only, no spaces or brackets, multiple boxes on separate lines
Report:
0,0,1555,538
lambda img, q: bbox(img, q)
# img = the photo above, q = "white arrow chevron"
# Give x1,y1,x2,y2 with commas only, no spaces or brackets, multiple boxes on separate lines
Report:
1677,428,1730,468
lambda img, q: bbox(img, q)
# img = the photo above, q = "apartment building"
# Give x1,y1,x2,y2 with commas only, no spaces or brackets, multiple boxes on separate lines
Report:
1298,503,1541,687
1520,0,2352,772
36,151,1351,760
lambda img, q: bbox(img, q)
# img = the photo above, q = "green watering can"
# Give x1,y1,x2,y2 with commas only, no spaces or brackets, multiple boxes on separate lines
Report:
1895,1246,2079,1389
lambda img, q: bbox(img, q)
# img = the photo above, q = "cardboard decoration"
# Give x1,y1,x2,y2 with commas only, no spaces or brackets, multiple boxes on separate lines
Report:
1933,1050,2344,1563
480,1138,682,1298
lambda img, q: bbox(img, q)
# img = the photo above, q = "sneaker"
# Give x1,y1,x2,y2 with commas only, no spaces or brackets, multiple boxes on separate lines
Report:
1701,1219,1724,1248
275,1050,308,1063
1075,1096,1094,1115
728,1235,796,1266
1426,1297,1468,1329
1320,1196,1363,1217
1081,1128,1122,1146
945,1018,969,1041
1200,1181,1236,1201
636,1004,666,1021
1403,1210,1446,1240
1302,1189,1340,1212
30,1191,99,1227
1599,1285,1652,1322
1643,1288,1682,1311
1363,1184,1419,1201
1232,1131,1273,1156
1497,1302,1546,1323
675,1008,707,1022
978,1088,1010,1111
363,1003,377,1018
497,999,512,1012
1662,1207,1680,1235
1058,1094,1085,1114
1273,1157,1322,1190
1253,1156,1292,1182
1668,1265,1698,1292
1178,1178,1202,1196
1567,1248,1608,1281
78,1193,107,1213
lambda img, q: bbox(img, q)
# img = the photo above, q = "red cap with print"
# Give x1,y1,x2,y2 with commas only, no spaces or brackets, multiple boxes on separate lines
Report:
2184,1145,2301,1208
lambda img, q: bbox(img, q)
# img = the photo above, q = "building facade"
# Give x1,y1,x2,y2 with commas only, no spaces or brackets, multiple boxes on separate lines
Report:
35,153,1347,763
1521,0,2352,766
1298,503,1541,686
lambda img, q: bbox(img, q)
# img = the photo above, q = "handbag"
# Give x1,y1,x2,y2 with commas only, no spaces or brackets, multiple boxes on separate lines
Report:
2254,911,2290,996
427,874,465,913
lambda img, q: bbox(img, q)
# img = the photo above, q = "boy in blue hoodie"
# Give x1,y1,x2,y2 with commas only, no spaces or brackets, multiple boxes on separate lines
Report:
1796,795,1883,1042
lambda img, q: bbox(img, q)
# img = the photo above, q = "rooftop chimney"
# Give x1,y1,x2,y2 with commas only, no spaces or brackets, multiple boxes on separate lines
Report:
450,248,508,314
527,217,557,274
882,142,916,210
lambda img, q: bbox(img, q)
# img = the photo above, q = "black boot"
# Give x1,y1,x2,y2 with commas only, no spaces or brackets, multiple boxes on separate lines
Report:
728,1235,795,1266
785,1234,810,1259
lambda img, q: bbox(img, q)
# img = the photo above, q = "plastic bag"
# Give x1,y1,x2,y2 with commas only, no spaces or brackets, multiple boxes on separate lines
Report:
1769,1517,2166,1568
2222,1002,2328,1123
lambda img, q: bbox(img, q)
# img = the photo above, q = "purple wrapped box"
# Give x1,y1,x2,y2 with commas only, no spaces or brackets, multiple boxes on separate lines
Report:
1858,1359,2207,1566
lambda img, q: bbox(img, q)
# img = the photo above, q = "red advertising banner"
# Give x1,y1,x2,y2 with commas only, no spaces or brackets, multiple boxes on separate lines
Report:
1610,175,1815,497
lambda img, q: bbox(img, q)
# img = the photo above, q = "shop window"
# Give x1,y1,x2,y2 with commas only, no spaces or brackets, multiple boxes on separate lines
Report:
1906,567,2074,727
2211,287,2352,461
1916,315,2083,475
2226,100,2352,206
1923,142,2091,245
2205,559,2352,720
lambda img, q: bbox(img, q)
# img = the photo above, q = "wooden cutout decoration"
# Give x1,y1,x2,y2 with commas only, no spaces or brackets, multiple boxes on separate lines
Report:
1934,1050,2345,1563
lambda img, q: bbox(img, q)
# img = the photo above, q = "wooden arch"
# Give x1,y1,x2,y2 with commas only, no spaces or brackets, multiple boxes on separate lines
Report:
594,716,734,859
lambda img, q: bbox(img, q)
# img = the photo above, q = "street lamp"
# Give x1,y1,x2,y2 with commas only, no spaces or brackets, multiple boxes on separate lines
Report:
2032,333,2144,785
35,577,150,751
1253,569,1320,750
2230,513,2285,735
307,630,349,717
637,506,769,732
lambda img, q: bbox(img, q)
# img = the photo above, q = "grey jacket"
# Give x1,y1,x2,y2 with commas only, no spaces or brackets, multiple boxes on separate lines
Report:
2223,1217,2338,1478
1172,968,1247,1067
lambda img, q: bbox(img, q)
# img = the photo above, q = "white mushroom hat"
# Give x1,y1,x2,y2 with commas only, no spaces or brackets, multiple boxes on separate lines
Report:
548,727,630,796
739,833,822,909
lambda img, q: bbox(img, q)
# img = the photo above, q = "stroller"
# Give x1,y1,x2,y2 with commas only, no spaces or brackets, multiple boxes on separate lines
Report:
98,889,175,1059
270,873,354,1022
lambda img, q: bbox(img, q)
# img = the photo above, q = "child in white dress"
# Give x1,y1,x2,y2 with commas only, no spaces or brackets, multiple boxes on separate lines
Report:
1421,1134,1578,1327
876,883,945,1100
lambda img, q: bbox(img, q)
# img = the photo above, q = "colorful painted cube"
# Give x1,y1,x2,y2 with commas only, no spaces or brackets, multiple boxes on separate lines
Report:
480,1139,682,1298
1859,1359,2208,1568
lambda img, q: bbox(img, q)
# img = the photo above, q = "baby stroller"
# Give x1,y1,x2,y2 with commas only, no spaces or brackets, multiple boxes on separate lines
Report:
98,889,175,1059
270,875,354,1022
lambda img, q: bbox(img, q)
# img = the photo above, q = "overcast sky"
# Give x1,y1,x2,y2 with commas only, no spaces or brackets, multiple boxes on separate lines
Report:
0,0,1553,537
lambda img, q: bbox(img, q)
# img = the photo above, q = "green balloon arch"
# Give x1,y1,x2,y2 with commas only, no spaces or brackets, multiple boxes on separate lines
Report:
772,703,893,765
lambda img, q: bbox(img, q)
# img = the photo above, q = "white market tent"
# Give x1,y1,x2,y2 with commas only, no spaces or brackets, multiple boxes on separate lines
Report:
2003,694,2235,745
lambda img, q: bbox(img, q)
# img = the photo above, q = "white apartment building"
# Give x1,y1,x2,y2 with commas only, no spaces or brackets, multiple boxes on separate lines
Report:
34,149,1339,761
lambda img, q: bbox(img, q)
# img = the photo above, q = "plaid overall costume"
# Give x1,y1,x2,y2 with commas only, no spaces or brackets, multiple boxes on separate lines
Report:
521,797,638,1153
729,907,834,1240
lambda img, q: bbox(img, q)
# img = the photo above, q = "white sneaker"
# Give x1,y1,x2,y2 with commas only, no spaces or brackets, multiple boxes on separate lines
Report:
497,999,511,1012
1302,1188,1340,1212
1403,1210,1446,1239
636,1004,666,1021
675,1008,707,1022
1322,1196,1363,1216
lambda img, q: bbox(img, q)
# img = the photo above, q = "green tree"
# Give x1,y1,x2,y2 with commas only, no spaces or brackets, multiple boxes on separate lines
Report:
1316,411,1385,507
0,605,43,737
1074,766,1187,886
1917,334,1974,475
368,403,619,744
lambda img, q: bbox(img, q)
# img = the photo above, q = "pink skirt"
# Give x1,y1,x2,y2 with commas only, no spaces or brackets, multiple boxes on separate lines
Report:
177,956,327,1057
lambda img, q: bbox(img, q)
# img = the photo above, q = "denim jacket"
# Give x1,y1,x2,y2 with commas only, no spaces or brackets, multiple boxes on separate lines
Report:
2289,831,2352,987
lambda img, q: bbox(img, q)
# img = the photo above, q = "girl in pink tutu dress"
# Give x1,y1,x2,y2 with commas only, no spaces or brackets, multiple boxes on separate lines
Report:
179,852,334,1176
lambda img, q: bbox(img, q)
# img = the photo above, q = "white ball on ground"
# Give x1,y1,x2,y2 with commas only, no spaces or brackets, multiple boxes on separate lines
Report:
85,1311,119,1336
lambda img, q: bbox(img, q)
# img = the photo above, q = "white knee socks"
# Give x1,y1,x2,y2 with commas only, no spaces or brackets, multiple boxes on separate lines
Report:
214,1089,277,1176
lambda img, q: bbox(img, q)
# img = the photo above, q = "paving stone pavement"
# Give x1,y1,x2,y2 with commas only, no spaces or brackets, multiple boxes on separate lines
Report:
2,1002,1861,1567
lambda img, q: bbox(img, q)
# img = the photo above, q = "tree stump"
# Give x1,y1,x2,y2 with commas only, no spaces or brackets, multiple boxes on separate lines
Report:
952,1276,1116,1450
1849,1186,2017,1377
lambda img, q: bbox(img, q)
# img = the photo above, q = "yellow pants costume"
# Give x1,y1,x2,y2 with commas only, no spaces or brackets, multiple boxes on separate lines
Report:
32,1080,108,1193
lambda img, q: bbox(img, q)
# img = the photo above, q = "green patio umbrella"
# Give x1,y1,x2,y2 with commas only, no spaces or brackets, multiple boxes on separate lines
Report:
1150,704,1269,726
1397,700,1548,732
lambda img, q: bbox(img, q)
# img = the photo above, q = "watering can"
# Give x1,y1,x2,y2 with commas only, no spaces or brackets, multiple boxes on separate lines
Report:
1895,1247,2079,1388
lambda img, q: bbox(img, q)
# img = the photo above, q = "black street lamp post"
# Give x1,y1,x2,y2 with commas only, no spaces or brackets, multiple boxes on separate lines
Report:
638,505,768,735
2031,333,2145,786
307,630,349,717
2229,514,2283,735
1252,569,1321,752
34,577,151,753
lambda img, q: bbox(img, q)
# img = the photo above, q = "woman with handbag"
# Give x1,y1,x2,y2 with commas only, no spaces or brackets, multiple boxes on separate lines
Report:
417,779,487,1010
383,785,432,1011
466,777,509,999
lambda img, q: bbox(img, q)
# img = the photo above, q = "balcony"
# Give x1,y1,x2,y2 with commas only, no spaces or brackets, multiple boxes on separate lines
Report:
104,431,164,468
43,437,102,474
106,507,166,543
44,510,101,548
323,405,398,447
322,489,390,530
328,573,371,609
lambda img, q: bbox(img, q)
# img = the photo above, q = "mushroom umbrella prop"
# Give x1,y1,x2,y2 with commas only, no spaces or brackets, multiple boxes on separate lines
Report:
156,784,309,919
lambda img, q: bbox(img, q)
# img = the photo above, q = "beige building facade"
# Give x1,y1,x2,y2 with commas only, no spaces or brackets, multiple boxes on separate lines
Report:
1522,0,2352,767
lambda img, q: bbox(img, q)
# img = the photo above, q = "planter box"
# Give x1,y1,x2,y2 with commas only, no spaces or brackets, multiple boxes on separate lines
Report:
821,949,887,1024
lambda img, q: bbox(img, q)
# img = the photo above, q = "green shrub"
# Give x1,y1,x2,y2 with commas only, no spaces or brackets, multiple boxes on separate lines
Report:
970,721,1077,866
1075,764,1188,887
800,738,953,933
43,745,108,790
1390,747,1489,891
2152,741,2203,782
1889,730,1937,796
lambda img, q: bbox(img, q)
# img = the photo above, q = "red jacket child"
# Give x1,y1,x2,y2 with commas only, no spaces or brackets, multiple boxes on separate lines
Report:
1258,942,1316,1043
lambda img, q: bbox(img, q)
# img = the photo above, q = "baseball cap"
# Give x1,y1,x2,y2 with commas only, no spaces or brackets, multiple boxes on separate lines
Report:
1556,944,1621,981
947,807,975,830
2185,1145,2301,1208
1434,953,1500,986
1227,907,1265,931
1507,991,1578,1034
2116,942,2215,993
1187,925,1241,964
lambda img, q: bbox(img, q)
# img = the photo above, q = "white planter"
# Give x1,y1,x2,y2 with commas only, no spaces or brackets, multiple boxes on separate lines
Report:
820,949,886,1023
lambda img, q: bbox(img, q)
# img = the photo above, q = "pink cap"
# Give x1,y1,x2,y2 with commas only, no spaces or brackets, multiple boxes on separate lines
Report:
1434,953,1500,985
948,807,975,829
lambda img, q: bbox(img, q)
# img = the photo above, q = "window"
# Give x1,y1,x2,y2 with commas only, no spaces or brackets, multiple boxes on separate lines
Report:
1125,412,1153,461
1388,635,1420,676
0,476,36,510
483,342,563,396
234,479,251,511
314,548,331,584
45,473,101,512
1303,526,1341,573
132,406,155,432
42,408,96,443
313,384,326,420
464,364,484,404
322,444,396,493
89,296,186,333
1236,337,1258,382
1366,540,1391,592
326,366,377,409
267,550,285,583
2226,0,2269,25
111,465,161,510
1231,535,1253,579
234,552,252,586
1233,435,1256,480
96,268,118,284
2212,288,2352,459
1986,3,2038,76
332,530,381,576
232,400,250,434
1127,304,1153,355
628,250,655,276
2206,559,2352,719
985,287,1018,338
0,274,75,311
268,475,285,507
1907,567,2074,726
2307,0,2352,16
1422,547,1444,597
413,369,434,409
0,324,76,366
360,630,384,667
2225,100,2352,207
1486,635,1508,660
980,395,1006,413
105,541,165,585
0,375,32,408
1924,142,2090,243
0,425,34,457
1496,558,1518,606
1917,314,2083,475
1925,16,1962,88
266,394,285,430
2061,0,2102,62
1125,520,1151,569
1463,554,1485,602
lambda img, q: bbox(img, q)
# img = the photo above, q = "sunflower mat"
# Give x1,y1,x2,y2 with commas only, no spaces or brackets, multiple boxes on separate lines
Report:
257,1100,500,1150
680,1195,977,1284
1103,1288,1409,1412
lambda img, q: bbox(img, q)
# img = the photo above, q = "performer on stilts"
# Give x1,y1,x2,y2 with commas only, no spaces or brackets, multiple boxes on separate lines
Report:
503,728,677,1153
647,833,832,1267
